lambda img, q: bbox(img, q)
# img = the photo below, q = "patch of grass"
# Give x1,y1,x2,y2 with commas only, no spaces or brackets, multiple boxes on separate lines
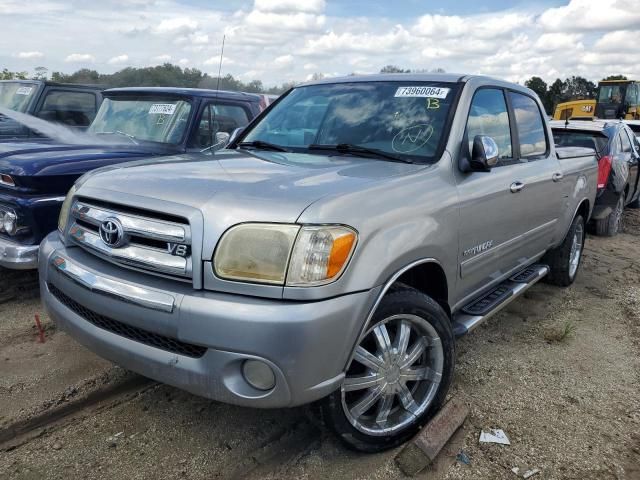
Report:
544,321,577,343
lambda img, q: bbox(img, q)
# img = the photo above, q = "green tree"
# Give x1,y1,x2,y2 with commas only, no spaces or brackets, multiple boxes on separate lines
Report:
547,78,565,112
33,66,48,80
562,76,596,100
525,76,550,112
602,74,627,81
380,65,411,73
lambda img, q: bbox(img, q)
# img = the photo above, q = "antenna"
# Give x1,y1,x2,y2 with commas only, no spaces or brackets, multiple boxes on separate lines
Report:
202,35,225,153
215,35,225,93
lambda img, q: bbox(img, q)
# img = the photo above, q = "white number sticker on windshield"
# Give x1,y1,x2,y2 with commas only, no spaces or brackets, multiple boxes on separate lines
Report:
148,103,177,115
15,86,33,95
394,86,450,99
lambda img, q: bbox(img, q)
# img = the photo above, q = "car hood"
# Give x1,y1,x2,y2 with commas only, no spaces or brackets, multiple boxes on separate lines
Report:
0,141,167,177
81,149,424,224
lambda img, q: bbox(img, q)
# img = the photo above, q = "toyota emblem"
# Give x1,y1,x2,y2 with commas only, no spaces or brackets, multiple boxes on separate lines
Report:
99,217,126,248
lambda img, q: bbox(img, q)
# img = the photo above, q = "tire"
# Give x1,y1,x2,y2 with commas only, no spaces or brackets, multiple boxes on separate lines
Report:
0,267,39,305
319,286,455,452
543,214,585,287
595,194,624,236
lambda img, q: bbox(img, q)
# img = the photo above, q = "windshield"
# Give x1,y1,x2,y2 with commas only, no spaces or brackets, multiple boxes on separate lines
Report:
242,81,459,163
598,83,627,104
0,82,37,112
87,97,192,144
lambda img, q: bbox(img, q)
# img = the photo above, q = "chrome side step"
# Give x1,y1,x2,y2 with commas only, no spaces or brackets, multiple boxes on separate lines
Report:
452,264,549,337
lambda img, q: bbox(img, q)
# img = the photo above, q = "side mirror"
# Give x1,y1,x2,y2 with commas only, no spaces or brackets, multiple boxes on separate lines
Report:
470,135,499,171
214,131,230,148
229,127,244,145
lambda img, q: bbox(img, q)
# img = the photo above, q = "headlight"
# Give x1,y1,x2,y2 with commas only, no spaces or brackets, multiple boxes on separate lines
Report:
1,211,17,235
58,184,76,233
213,223,357,286
214,223,299,284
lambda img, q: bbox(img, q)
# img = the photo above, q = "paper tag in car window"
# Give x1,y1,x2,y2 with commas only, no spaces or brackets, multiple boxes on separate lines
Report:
394,86,450,99
15,86,33,95
148,103,177,115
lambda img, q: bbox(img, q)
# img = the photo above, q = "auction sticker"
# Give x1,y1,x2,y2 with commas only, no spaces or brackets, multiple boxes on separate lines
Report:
15,86,33,95
148,103,177,115
394,86,450,99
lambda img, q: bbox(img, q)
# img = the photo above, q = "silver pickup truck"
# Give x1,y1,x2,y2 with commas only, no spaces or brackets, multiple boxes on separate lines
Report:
40,74,597,452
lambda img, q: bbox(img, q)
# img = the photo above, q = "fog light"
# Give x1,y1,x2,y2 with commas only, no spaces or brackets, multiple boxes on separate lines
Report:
2,211,17,236
242,360,276,391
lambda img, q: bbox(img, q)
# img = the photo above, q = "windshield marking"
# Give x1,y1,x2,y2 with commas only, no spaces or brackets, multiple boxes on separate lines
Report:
394,86,450,99
15,86,34,96
392,124,434,154
148,103,177,115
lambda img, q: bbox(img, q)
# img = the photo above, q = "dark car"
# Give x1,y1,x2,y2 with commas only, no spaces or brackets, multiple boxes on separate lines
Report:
0,87,264,274
0,80,104,140
551,119,640,236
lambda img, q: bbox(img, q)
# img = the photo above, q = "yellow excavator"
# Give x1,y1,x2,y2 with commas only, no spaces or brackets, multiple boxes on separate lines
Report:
553,79,640,120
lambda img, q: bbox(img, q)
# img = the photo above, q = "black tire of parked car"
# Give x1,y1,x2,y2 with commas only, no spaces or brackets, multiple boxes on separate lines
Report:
543,213,586,287
318,285,455,453
0,267,39,304
595,194,624,236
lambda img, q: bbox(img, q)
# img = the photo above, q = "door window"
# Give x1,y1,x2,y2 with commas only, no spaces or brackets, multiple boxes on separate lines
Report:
509,92,548,159
38,90,97,126
190,103,250,149
620,130,633,153
466,88,512,163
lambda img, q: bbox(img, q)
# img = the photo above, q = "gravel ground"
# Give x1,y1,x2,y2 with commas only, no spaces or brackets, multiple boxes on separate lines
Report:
1,210,639,479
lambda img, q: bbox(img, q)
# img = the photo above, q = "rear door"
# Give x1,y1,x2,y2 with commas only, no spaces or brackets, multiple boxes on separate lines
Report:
456,88,561,302
621,127,640,203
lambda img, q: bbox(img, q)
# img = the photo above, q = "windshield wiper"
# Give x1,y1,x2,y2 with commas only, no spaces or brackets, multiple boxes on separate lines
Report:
307,143,413,164
237,140,289,152
94,130,139,145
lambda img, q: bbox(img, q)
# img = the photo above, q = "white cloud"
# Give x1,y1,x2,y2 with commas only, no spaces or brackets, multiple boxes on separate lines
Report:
155,17,198,34
593,30,639,52
1,0,640,87
15,51,44,59
274,54,293,66
107,54,129,64
64,53,95,63
539,0,640,32
253,0,325,14
535,33,583,52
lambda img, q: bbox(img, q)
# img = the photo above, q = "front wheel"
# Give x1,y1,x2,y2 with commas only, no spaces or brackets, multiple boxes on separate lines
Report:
543,213,585,287
320,287,455,452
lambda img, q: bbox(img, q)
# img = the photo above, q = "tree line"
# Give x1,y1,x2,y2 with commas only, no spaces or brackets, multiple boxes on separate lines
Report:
1,64,630,112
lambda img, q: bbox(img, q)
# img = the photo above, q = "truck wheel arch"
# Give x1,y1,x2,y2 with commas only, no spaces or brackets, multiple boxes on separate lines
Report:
343,258,450,371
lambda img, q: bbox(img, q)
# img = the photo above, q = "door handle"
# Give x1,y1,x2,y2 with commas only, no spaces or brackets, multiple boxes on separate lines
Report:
510,181,525,193
552,172,564,182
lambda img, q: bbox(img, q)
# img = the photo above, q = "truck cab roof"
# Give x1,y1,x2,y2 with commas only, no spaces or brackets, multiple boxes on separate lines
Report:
103,87,262,102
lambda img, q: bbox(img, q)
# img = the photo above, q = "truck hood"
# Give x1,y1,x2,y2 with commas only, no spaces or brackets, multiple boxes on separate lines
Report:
0,141,174,193
81,149,424,223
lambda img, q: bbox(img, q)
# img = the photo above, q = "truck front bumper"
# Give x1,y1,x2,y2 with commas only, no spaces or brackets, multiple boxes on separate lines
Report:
0,237,38,269
40,232,379,408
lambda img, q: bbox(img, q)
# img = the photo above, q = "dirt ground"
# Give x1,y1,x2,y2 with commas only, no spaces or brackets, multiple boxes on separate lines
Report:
1,210,639,480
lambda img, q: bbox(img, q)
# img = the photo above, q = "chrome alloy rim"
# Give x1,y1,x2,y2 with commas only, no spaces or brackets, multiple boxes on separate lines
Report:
569,222,584,278
341,314,444,436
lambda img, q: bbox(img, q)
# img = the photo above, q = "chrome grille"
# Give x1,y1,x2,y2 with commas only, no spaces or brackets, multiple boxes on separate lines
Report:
68,200,193,279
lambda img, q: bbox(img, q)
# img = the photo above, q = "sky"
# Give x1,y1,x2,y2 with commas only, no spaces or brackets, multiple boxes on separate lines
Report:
1,0,639,87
